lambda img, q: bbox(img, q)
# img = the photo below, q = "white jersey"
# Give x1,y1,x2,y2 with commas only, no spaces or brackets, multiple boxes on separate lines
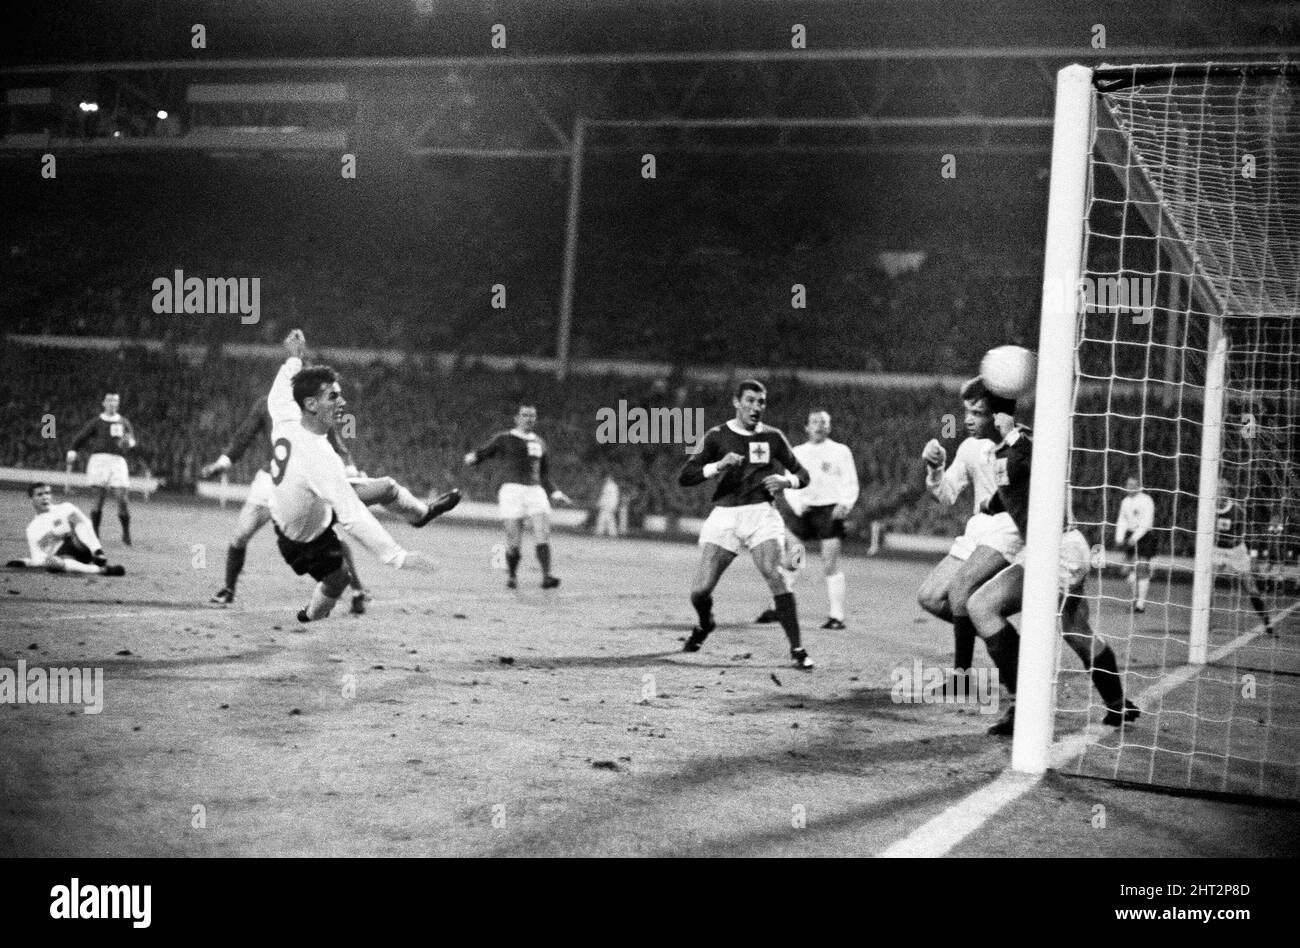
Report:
267,360,405,567
1116,493,1155,545
927,436,998,514
787,438,859,513
26,502,85,562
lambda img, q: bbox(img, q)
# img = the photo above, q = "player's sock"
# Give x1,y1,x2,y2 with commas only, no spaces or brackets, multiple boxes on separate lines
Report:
1126,570,1137,599
952,615,976,676
61,560,101,575
1136,578,1150,610
1087,643,1125,708
689,590,714,631
984,624,1019,694
389,484,427,522
305,584,341,621
826,572,846,621
118,511,131,545
778,566,798,593
90,509,102,536
505,546,521,579
1250,595,1270,627
773,591,802,650
536,542,552,577
225,545,247,592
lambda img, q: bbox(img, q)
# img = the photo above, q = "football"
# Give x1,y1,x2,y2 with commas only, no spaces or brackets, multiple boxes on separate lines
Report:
979,345,1038,398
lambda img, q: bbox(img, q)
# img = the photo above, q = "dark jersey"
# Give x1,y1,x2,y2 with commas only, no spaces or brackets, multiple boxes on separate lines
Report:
470,430,555,493
678,421,810,508
1215,501,1246,548
70,415,134,457
984,426,1033,537
223,395,354,472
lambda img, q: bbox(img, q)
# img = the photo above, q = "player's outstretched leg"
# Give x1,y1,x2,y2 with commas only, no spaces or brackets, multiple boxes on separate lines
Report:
753,539,813,670
684,544,732,652
918,555,975,674
947,547,1009,698
212,502,270,605
1060,592,1139,726
339,538,370,614
967,564,1022,735
351,476,460,528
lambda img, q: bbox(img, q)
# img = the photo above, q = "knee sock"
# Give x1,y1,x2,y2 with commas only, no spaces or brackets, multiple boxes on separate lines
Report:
390,484,427,522
1087,643,1125,708
778,566,798,594
1250,594,1270,625
118,510,131,543
224,545,247,591
61,560,102,575
536,542,552,577
690,590,714,631
774,591,802,651
1136,577,1150,608
505,547,521,579
984,625,1020,694
826,572,846,621
952,615,977,674
90,508,102,536
306,583,341,621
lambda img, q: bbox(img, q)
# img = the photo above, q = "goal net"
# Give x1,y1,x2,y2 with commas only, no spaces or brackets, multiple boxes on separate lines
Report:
1022,62,1300,800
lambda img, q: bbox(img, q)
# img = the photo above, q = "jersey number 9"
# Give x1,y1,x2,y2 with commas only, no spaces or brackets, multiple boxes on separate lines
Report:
270,438,292,486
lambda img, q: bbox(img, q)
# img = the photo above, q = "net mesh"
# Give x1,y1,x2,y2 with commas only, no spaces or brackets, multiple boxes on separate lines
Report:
1059,63,1300,800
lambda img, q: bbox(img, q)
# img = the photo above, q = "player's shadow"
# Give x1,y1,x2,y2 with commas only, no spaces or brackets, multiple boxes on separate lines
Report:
510,650,685,671
728,686,963,721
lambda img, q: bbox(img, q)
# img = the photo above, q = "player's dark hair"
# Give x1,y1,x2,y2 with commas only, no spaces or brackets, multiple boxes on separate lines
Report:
28,482,52,497
735,379,766,400
292,365,340,408
960,376,1016,417
808,407,830,419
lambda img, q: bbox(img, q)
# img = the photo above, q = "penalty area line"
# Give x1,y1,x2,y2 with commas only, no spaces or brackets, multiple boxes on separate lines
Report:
878,603,1295,858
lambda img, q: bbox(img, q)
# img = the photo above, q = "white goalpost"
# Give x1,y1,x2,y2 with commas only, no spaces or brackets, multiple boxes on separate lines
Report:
1016,60,1300,800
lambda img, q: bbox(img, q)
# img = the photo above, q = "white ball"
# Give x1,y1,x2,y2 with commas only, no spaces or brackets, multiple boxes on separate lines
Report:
979,345,1038,399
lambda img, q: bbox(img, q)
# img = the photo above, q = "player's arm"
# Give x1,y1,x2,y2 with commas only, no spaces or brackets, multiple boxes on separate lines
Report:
764,432,810,495
121,418,137,450
835,443,860,518
205,398,269,476
538,449,572,506
678,430,732,486
924,441,966,505
268,330,308,429
309,462,410,569
66,418,97,465
17,521,51,568
464,433,504,466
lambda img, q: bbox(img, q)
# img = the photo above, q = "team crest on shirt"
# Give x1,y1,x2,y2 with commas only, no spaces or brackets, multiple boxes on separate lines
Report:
748,441,770,464
110,423,125,438
526,439,543,458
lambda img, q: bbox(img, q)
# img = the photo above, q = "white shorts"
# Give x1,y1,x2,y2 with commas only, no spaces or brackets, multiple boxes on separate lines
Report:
499,483,551,520
949,511,1023,562
86,453,129,489
699,503,786,554
1213,544,1253,575
246,468,275,509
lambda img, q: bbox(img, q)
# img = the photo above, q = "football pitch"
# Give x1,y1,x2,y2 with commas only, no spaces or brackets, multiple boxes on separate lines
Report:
1,489,1296,857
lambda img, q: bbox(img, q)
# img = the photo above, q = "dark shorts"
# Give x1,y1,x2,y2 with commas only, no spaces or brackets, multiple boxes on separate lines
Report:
790,504,846,542
275,522,345,581
1126,533,1158,560
55,537,94,565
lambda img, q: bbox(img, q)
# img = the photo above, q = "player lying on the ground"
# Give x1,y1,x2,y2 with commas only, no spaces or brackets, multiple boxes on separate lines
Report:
755,408,859,630
266,356,458,622
66,392,137,546
6,483,125,576
678,379,815,670
916,378,1023,685
1115,475,1156,612
200,331,376,612
968,527,1141,737
464,404,573,589
1213,494,1273,633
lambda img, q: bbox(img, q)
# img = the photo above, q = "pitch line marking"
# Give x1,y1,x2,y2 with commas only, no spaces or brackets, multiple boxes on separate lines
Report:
878,602,1297,858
